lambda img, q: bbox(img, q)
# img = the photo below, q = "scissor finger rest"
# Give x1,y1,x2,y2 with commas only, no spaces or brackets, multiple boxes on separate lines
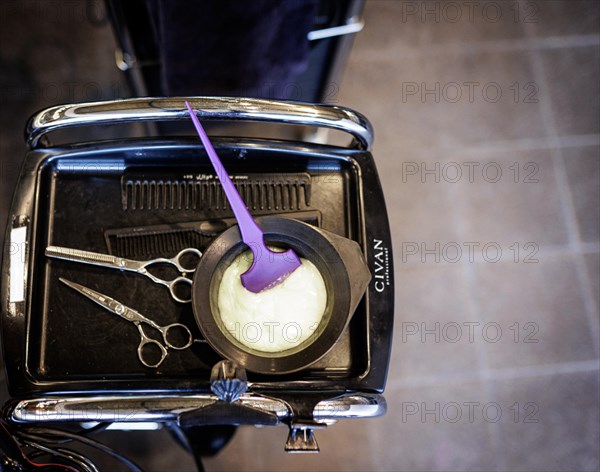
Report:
161,323,194,350
136,329,169,369
168,277,193,303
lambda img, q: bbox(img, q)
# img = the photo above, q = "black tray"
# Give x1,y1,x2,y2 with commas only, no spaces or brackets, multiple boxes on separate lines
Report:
33,142,364,378
2,98,394,398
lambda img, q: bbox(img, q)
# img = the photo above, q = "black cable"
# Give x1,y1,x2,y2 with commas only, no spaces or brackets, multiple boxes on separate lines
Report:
24,440,98,472
16,429,143,472
19,422,111,445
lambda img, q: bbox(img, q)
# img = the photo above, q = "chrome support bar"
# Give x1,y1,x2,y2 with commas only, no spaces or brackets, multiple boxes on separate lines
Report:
26,97,374,150
308,17,364,41
10,393,386,423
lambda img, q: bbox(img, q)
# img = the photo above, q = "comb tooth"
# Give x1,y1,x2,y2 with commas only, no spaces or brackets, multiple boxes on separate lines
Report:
163,232,170,254
140,181,146,210
284,180,290,210
132,181,138,210
123,180,131,210
148,234,154,257
268,182,274,210
164,234,171,254
154,233,160,256
177,232,187,252
304,180,311,206
274,182,280,210
219,181,224,210
170,233,177,254
272,181,277,210
250,182,256,210
137,181,142,210
164,181,169,210
156,181,160,209
147,180,152,210
215,182,221,210
173,233,182,253
182,181,188,210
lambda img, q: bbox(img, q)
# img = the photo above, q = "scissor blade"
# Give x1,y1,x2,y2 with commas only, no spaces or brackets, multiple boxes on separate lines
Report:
59,278,121,315
46,246,125,270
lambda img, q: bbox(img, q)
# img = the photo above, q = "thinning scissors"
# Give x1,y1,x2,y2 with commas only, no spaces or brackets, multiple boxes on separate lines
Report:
46,246,202,303
60,278,193,368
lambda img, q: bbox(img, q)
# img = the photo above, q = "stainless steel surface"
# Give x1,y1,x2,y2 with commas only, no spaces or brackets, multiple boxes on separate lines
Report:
46,246,121,266
285,428,320,453
314,394,387,418
9,393,386,423
26,97,374,150
60,278,194,368
47,245,201,303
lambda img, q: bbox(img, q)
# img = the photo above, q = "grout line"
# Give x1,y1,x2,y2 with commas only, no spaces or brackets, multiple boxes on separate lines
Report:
380,134,600,161
393,241,600,269
388,359,600,390
482,359,600,381
524,21,600,357
453,134,600,156
464,267,507,472
452,173,506,470
357,34,600,60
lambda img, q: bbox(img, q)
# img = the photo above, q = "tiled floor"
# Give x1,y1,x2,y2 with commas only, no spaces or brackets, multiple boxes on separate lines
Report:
1,1,599,471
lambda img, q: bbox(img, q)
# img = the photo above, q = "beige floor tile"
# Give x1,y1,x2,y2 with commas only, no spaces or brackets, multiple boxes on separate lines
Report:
491,371,600,471
562,145,600,243
372,381,498,471
473,254,596,368
540,46,600,137
390,264,482,382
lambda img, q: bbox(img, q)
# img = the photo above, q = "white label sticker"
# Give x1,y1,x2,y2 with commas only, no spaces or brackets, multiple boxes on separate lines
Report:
9,226,27,303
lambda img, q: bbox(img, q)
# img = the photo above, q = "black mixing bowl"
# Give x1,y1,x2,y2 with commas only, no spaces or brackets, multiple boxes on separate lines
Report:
192,216,371,374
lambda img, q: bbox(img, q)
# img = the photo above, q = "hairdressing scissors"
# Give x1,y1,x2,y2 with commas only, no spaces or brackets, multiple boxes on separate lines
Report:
60,278,194,368
46,245,202,303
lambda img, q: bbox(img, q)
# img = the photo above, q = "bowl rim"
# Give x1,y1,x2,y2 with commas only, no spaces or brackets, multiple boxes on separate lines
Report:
192,216,353,374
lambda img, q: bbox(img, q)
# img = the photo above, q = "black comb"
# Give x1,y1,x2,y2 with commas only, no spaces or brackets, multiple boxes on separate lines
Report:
121,172,311,211
105,211,322,259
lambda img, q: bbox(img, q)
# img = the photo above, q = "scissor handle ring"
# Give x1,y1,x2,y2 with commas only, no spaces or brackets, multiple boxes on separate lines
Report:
161,323,194,350
173,248,203,273
168,277,193,303
136,335,168,368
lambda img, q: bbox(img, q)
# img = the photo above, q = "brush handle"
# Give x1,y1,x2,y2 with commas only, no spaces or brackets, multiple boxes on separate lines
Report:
185,102,265,250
